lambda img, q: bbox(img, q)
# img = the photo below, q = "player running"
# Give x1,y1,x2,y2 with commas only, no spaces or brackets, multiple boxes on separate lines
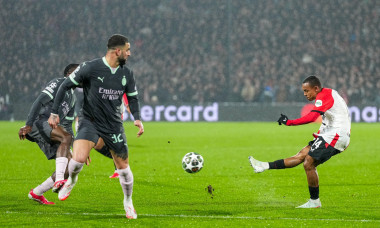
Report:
249,75,351,208
108,93,131,178
48,34,144,219
19,63,79,204
75,91,131,179
74,87,123,179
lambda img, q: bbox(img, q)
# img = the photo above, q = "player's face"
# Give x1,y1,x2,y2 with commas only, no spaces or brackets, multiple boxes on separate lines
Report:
302,83,319,101
117,42,131,67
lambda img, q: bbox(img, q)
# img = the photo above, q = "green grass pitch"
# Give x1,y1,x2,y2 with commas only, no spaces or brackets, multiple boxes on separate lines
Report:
0,121,379,227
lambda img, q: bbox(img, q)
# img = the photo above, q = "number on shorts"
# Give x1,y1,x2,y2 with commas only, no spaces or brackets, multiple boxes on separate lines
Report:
311,138,322,151
111,133,123,143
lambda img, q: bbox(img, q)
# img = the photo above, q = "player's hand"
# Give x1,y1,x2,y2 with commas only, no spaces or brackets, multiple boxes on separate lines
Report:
134,120,144,137
277,113,289,125
18,125,32,140
48,113,60,129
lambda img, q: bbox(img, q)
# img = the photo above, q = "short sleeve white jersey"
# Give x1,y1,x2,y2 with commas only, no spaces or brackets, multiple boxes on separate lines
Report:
312,88,351,151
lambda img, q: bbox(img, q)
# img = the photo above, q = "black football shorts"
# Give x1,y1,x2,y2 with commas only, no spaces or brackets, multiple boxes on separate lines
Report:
26,120,58,160
76,118,128,158
308,136,341,164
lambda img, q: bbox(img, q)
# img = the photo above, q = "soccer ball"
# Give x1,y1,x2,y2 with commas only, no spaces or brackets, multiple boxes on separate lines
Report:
182,152,204,174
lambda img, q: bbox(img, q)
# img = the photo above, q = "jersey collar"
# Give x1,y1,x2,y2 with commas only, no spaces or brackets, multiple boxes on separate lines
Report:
102,57,119,74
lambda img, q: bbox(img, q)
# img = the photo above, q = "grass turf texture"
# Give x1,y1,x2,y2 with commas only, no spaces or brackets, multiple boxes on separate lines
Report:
0,121,379,227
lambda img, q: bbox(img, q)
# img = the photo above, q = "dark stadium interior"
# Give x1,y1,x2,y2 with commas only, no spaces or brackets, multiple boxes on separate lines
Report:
1,0,379,120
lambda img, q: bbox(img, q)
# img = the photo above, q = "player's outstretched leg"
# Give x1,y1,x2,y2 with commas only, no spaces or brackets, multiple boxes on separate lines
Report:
28,189,55,205
296,198,321,208
119,166,137,219
248,156,269,173
58,159,83,201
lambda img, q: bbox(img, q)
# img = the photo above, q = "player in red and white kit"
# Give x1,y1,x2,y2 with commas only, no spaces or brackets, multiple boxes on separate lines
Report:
249,75,351,208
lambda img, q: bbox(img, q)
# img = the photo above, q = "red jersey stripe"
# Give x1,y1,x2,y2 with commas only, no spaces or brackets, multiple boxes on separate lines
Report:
330,133,340,147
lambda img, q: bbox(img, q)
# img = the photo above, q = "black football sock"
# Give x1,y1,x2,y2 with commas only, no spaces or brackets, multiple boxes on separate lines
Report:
268,159,285,169
309,186,319,200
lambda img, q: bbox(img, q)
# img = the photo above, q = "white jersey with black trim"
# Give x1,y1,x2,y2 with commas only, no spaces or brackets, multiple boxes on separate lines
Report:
312,88,351,151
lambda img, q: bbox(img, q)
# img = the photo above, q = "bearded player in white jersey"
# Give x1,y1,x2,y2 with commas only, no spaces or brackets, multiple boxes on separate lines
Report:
249,75,351,208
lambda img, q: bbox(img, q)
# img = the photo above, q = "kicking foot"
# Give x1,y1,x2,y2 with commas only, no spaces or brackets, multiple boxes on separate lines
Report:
109,171,119,179
28,189,55,205
248,156,268,173
296,198,322,208
52,179,67,193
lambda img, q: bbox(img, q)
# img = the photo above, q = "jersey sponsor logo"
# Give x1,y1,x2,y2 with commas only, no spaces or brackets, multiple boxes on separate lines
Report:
99,87,124,95
122,76,126,86
98,77,104,82
315,100,322,107
99,87,124,100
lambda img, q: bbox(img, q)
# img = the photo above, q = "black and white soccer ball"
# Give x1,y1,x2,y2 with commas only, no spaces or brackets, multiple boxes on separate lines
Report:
182,152,204,174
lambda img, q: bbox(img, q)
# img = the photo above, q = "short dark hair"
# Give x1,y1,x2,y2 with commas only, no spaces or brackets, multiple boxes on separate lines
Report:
107,34,129,49
303,75,322,88
63,63,79,76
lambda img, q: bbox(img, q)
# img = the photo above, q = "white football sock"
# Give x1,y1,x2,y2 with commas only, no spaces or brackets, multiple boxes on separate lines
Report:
55,157,68,181
67,159,84,185
33,177,54,196
118,166,134,207
263,162,270,170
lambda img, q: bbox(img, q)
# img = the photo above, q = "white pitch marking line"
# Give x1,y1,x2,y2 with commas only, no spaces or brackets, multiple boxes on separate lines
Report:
4,211,379,223
143,214,378,223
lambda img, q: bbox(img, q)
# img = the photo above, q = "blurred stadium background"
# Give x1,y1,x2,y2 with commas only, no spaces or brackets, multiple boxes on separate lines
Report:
1,0,379,122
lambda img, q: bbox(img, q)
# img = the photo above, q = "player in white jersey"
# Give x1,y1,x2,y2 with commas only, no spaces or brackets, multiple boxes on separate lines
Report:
249,75,351,208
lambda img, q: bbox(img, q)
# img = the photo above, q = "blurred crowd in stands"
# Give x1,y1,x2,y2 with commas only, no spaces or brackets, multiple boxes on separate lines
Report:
1,0,379,110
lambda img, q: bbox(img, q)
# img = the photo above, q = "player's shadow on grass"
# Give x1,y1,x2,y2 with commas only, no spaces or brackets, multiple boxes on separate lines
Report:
0,195,42,211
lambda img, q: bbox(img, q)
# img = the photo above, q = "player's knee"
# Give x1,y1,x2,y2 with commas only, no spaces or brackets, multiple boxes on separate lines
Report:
61,133,73,146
